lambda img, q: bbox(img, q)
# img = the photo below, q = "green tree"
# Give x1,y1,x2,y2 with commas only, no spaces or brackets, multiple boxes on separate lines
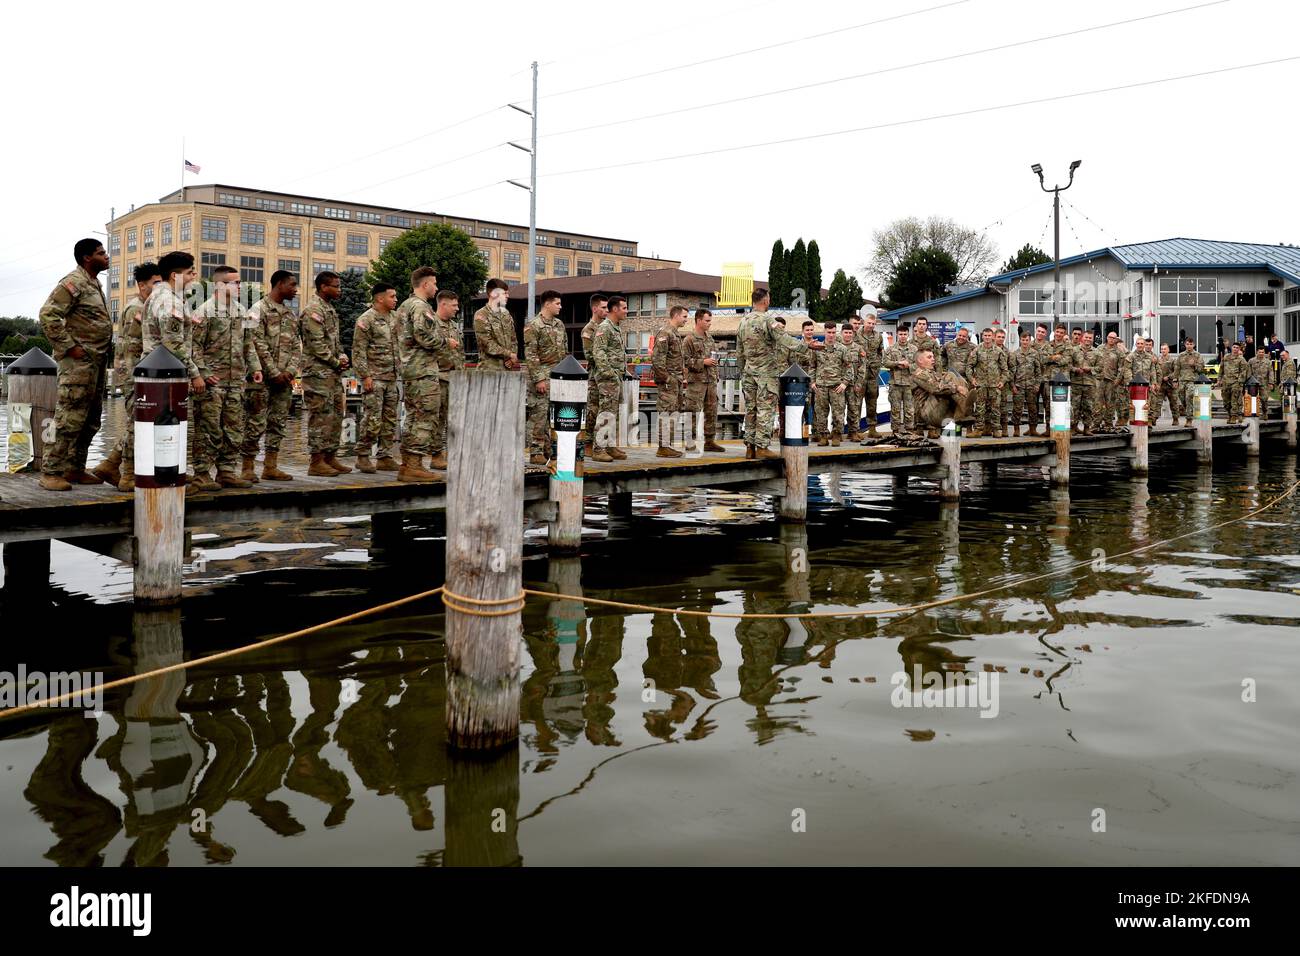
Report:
336,271,370,353
867,215,997,289
824,269,867,321
1,334,25,354
999,243,1052,274
788,238,808,311
767,239,788,308
0,316,40,338
367,222,489,309
806,239,823,320
880,246,960,311
846,275,866,313
25,335,52,355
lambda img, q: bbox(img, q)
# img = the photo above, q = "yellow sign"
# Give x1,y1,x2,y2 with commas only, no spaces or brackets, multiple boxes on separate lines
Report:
717,262,754,308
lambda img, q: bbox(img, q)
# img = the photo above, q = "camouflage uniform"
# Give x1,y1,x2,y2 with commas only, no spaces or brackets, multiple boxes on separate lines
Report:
352,307,402,461
735,312,786,449
941,338,976,379
1011,342,1042,432
590,318,627,452
193,293,260,476
1074,341,1101,430
431,311,465,454
300,295,345,456
913,367,973,429
144,280,202,468
813,339,849,440
911,331,938,356
651,322,687,447
1000,341,1014,424
1219,352,1248,421
524,313,567,456
38,266,112,479
841,340,867,436
113,296,147,470
683,327,719,446
1097,343,1130,429
1248,351,1273,418
969,341,1009,434
1156,351,1181,422
859,328,884,430
243,295,301,458
473,305,517,371
580,317,601,442
1129,349,1160,422
883,339,916,435
396,295,445,455
1175,347,1205,421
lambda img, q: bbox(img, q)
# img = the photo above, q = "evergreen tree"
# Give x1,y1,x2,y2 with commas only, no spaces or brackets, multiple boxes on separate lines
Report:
336,270,370,352
880,246,960,311
825,269,851,321
788,238,809,311
806,239,823,320
767,239,787,308
999,243,1052,274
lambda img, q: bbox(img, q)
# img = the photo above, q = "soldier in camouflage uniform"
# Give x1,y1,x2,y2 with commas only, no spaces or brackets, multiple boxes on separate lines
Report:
812,324,848,446
351,282,402,473
473,278,520,372
912,348,973,430
859,312,885,439
1075,333,1101,433
1219,342,1248,423
683,309,724,453
840,325,866,440
1129,338,1161,424
97,262,161,492
969,328,1009,437
940,326,976,379
1096,332,1131,432
735,288,783,459
1011,329,1043,436
395,267,444,481
590,294,630,462
431,290,466,462
995,328,1014,426
1176,338,1206,425
300,271,351,476
883,326,916,437
193,266,262,486
243,270,302,481
579,293,608,450
1152,342,1176,424
650,305,689,457
911,316,938,357
1248,347,1274,418
37,239,115,491
524,289,568,463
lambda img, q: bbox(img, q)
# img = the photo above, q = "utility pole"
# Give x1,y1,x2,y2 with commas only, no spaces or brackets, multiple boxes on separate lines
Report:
508,61,539,321
1031,160,1082,321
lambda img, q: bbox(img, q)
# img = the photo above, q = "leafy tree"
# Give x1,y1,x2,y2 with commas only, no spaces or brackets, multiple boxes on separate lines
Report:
806,239,823,320
788,238,808,311
847,275,866,313
824,269,867,321
0,316,41,338
25,335,51,355
367,222,489,311
767,239,788,308
1,334,25,354
336,271,370,353
867,216,996,289
999,243,1052,274
880,246,960,311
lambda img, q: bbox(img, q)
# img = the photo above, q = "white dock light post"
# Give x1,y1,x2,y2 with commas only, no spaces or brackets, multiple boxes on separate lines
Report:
547,355,588,552
1244,375,1260,419
779,363,811,521
1282,378,1297,448
1129,372,1149,475
1244,374,1261,457
132,345,191,605
1194,373,1213,464
1050,372,1071,486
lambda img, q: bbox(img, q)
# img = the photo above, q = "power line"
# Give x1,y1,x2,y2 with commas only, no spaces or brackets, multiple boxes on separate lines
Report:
540,0,1231,141
540,53,1300,179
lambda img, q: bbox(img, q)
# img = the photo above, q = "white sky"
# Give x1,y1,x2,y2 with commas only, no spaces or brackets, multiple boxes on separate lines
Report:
1,0,1297,318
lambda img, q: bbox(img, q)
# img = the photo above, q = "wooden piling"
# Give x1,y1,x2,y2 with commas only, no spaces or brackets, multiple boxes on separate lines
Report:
1244,417,1260,458
1195,418,1213,465
1286,409,1297,449
939,429,961,501
1051,428,1070,486
445,370,526,750
779,444,808,521
548,479,584,552
445,744,522,867
134,487,185,606
1131,423,1149,476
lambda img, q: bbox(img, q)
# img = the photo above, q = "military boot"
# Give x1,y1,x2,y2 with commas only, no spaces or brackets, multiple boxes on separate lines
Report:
529,452,548,465
866,426,881,439
188,473,221,492
607,447,628,460
355,454,377,474
428,451,449,470
91,448,122,486
656,445,683,458
755,447,780,460
966,427,985,438
590,447,614,463
703,440,726,453
241,456,260,483
117,461,134,493
66,468,104,485
992,427,1005,438
397,452,438,482
745,445,756,460
816,436,829,447
217,472,253,489
375,455,400,472
308,452,338,476
324,451,352,474
830,434,841,446
262,452,293,481
39,473,71,491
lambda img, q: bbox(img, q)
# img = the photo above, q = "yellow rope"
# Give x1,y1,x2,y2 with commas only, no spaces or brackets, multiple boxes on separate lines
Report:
3,476,1296,722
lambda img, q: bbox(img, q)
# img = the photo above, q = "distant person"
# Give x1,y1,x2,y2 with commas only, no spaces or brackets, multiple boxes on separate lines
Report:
1243,334,1256,360
1268,333,1284,356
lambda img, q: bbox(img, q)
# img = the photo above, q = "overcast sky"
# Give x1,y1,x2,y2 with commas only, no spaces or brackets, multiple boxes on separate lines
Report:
1,0,1296,318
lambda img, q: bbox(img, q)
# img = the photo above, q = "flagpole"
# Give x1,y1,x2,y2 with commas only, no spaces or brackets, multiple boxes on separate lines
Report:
181,136,185,196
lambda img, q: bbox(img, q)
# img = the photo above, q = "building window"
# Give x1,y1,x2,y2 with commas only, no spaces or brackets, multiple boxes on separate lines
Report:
313,229,335,252
478,248,491,269
219,192,250,207
536,234,548,245
180,217,191,242
323,207,350,220
385,214,411,228
200,251,227,279
576,240,592,252
1286,309,1300,342
277,258,301,274
554,237,571,249
345,264,366,274
577,259,593,277
240,255,264,284
126,228,137,252
255,198,285,212
356,210,381,224
161,220,173,246
553,256,569,277
600,260,615,274
1285,287,1300,308
598,243,613,254
619,245,635,256
290,202,318,215
503,251,521,272
347,233,369,256
535,255,546,275
110,299,119,323
201,217,227,242
109,265,120,289
313,261,335,274
278,225,302,249
143,225,154,249
478,227,498,239
507,230,523,242
622,264,636,273
126,260,136,287
379,236,393,252
241,221,265,246
109,233,121,255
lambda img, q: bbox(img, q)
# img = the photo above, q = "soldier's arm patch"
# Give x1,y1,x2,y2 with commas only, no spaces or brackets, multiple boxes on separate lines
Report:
64,280,78,295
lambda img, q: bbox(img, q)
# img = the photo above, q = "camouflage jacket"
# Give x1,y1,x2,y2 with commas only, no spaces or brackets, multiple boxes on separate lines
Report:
1158,353,1178,384
116,296,147,380
473,305,517,370
1011,344,1042,386
883,341,915,386
144,281,201,379
859,329,884,369
524,315,566,385
1248,352,1273,385
194,294,260,384
1281,360,1297,384
735,312,786,380
842,340,867,386
1097,344,1131,382
912,367,964,402
434,314,466,382
683,329,719,385
1075,344,1099,385
352,308,401,382
248,295,301,384
783,336,816,377
580,318,601,361
1175,349,1205,382
396,295,445,381
591,318,626,384
1219,354,1248,387
911,331,938,355
814,341,849,387
1129,350,1159,386
969,342,1009,387
1043,340,1080,381
941,340,976,378
300,295,343,379
651,323,685,384
40,266,112,366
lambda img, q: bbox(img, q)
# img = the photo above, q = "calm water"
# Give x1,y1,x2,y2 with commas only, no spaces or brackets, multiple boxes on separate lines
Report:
0,398,1298,865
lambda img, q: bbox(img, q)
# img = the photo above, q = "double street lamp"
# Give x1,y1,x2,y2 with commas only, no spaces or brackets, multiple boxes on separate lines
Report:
1031,160,1082,321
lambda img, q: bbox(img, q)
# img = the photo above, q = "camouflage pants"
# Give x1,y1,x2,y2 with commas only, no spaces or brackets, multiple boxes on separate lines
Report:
656,379,683,446
813,385,846,438
741,375,778,448
1071,385,1096,428
890,379,914,435
862,370,880,426
593,379,622,451
526,381,550,455
400,376,440,455
1155,381,1180,422
359,379,400,459
242,382,295,456
303,373,342,455
196,385,245,476
1011,384,1040,428
684,380,718,443
43,354,106,477
1223,384,1243,419
115,390,136,467
1179,382,1200,419
973,385,1003,432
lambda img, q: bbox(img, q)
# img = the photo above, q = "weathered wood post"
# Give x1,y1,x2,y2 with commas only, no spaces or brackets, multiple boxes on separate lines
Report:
445,369,526,750
132,346,190,606
939,420,961,501
4,347,58,471
1048,372,1071,486
1130,372,1150,476
1194,373,1213,465
445,744,521,867
778,363,810,521
546,356,588,553
618,374,640,450
1282,379,1297,449
1243,375,1261,458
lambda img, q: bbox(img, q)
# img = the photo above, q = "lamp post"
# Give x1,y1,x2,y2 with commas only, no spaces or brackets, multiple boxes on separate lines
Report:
547,354,588,552
1194,373,1213,464
1129,372,1149,475
1243,374,1261,457
1031,160,1082,321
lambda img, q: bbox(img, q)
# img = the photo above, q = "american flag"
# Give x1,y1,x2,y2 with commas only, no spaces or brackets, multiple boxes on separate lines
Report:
184,159,201,173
